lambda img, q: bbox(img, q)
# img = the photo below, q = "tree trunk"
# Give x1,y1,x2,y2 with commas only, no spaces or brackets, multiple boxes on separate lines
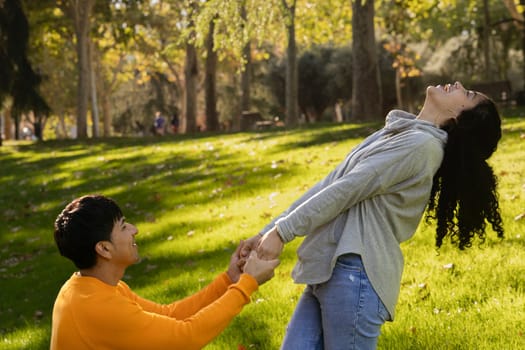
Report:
237,41,251,133
334,102,343,122
89,41,99,137
66,0,95,139
501,0,525,89
482,0,491,80
240,42,251,113
522,2,525,90
183,42,198,133
34,114,43,141
395,69,403,109
205,19,219,132
232,4,252,132
101,93,111,137
351,0,382,120
4,107,12,140
58,113,68,138
181,1,198,134
13,112,20,140
284,0,299,128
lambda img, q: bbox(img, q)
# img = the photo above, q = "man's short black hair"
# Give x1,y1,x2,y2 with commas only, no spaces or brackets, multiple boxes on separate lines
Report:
54,195,123,269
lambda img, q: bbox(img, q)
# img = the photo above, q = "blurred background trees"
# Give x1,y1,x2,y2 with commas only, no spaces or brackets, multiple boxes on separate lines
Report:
1,0,524,141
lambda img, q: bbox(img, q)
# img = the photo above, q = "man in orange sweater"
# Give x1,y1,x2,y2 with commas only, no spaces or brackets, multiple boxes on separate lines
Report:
50,194,279,350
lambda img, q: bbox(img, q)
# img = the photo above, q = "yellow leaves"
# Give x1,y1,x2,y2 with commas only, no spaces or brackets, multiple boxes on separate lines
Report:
383,40,422,78
383,42,401,53
252,48,270,61
404,67,421,78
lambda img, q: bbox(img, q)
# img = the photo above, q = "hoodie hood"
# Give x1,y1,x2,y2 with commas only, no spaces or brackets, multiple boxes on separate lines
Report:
384,109,448,143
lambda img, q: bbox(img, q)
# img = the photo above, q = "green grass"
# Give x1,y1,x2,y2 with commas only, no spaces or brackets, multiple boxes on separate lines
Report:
0,117,524,350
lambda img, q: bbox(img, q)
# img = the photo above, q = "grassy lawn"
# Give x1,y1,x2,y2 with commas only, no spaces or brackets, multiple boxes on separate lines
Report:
0,116,524,349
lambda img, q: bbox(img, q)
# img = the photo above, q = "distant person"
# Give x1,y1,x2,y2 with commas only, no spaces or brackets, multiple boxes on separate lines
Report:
154,111,166,135
51,194,279,350
242,81,504,349
171,110,180,134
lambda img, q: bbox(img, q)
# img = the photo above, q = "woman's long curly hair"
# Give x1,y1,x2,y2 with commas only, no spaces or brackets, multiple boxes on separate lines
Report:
426,98,504,249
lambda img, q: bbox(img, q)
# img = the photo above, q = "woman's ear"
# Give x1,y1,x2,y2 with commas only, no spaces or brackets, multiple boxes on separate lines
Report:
95,241,112,260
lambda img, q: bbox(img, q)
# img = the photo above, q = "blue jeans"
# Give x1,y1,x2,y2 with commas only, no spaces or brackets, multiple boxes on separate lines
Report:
280,254,390,350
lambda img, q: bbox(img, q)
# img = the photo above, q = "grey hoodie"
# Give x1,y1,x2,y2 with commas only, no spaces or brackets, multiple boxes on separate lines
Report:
259,109,448,319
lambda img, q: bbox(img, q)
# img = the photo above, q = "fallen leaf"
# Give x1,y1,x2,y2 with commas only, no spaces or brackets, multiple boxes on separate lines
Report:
145,264,157,272
514,213,525,221
260,212,272,219
145,213,156,222
443,263,454,270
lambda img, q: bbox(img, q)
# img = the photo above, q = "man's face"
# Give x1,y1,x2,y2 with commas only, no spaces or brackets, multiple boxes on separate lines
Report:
107,217,140,267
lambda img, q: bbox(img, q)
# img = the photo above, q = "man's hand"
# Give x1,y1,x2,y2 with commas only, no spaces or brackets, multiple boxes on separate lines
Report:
227,241,244,283
239,234,261,261
243,251,280,285
256,226,284,260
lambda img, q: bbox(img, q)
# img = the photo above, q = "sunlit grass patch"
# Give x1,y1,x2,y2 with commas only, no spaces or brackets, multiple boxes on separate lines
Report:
1,116,524,349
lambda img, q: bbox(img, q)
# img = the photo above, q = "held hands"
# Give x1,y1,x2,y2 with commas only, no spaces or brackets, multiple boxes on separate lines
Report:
239,234,261,263
256,226,284,260
238,227,284,264
227,238,281,285
232,226,284,285
243,251,280,285
227,242,244,283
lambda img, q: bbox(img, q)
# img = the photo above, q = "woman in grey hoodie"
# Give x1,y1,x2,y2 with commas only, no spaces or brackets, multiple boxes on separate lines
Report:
241,82,503,350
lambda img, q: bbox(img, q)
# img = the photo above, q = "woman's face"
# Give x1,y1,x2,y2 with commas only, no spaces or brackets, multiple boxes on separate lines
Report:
426,81,487,118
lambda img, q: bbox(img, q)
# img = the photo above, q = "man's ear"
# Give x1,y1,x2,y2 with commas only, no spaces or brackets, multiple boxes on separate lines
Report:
95,241,112,260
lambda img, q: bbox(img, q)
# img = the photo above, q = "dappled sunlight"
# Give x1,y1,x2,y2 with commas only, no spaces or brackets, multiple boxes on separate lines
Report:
1,119,524,349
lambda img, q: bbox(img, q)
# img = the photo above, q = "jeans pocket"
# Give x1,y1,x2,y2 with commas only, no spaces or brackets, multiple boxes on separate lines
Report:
377,298,391,322
336,253,363,272
335,261,362,273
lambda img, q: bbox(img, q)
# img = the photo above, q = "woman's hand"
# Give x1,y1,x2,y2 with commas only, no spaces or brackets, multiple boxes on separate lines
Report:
256,226,284,260
243,251,280,285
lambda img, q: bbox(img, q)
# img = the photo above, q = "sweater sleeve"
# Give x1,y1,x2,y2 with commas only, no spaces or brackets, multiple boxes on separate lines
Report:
120,272,232,319
80,273,258,350
276,136,438,242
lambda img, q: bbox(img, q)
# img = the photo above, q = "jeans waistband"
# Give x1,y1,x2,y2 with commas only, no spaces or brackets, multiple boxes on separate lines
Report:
336,253,363,267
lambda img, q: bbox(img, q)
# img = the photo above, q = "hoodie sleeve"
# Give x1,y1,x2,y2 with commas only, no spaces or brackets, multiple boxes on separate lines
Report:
276,134,442,242
257,129,385,237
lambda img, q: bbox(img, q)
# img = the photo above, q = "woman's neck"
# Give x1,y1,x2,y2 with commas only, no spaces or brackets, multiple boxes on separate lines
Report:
417,103,454,127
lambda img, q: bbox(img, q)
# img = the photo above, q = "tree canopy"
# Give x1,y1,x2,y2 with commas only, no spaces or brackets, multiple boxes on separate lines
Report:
1,0,523,140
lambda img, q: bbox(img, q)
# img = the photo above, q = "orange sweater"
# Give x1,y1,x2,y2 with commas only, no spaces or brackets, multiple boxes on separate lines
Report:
50,272,258,350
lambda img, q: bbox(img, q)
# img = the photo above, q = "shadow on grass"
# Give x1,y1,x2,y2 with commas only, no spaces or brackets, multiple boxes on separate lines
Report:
0,131,306,347
242,122,381,151
0,134,295,240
